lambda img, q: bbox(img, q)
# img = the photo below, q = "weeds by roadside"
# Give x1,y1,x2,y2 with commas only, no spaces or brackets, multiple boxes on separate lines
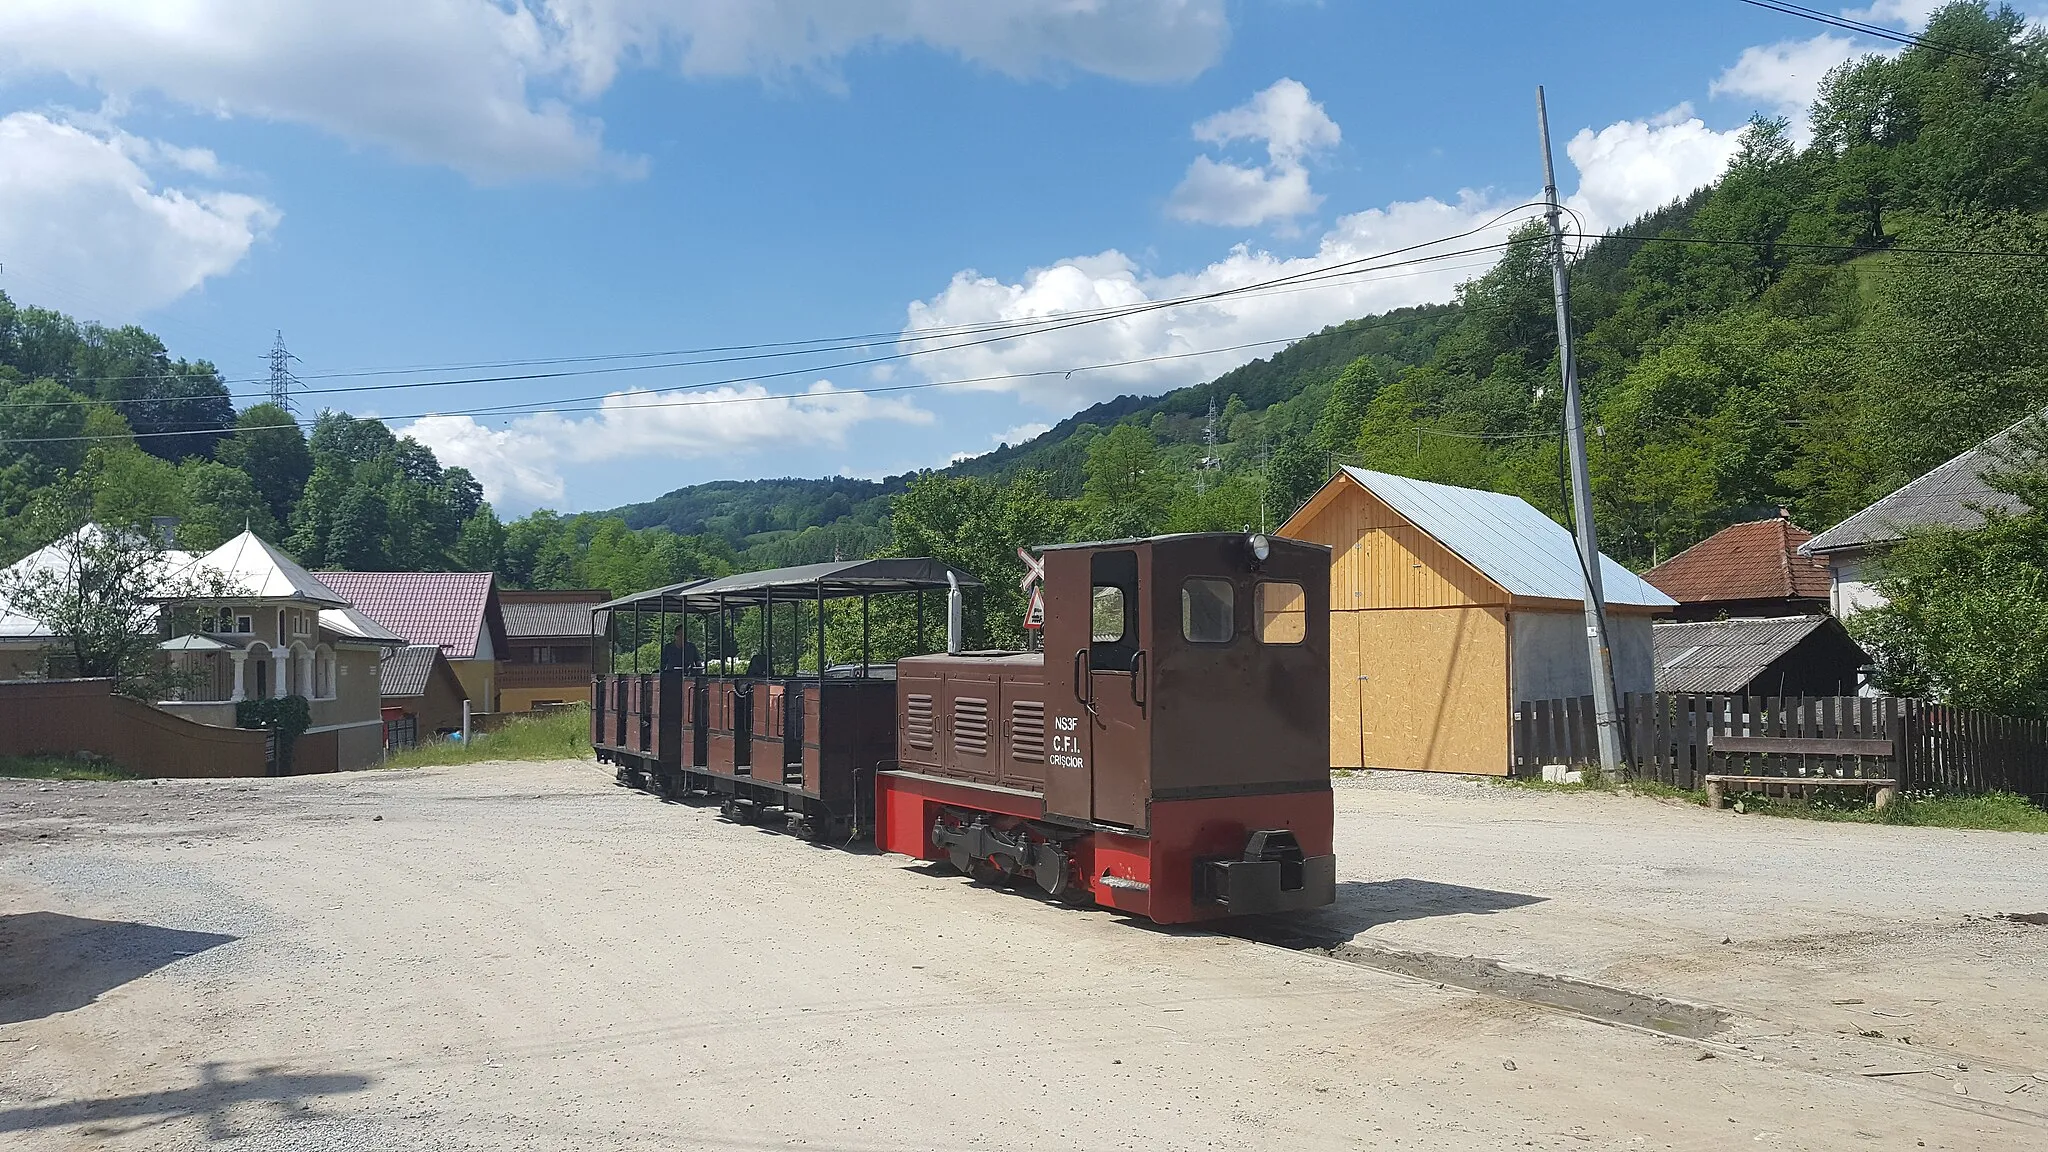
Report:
383,706,591,769
1742,790,2048,832
0,754,135,781
1495,770,2048,832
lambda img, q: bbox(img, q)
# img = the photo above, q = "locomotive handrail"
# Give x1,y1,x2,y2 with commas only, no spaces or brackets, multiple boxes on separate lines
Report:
1130,649,1148,711
1072,648,1097,719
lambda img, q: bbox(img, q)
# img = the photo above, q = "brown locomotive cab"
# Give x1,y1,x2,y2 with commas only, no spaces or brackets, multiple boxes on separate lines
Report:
876,533,1335,924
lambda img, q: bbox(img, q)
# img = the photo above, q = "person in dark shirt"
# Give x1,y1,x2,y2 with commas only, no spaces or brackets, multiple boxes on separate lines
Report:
659,625,700,674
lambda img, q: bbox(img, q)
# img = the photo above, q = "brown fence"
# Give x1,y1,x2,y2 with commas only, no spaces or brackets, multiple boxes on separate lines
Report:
1514,693,2048,806
1,678,271,778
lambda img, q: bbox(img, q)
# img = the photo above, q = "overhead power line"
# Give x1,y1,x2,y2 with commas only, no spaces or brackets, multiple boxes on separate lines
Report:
9,224,1548,412
0,335,1322,447
1730,0,1999,63
34,203,1561,395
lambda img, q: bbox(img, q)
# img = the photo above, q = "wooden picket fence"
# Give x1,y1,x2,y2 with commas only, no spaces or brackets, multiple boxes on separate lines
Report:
1513,693,2048,807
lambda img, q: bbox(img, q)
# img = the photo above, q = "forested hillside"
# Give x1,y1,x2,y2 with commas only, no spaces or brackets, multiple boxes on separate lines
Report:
5,3,2045,640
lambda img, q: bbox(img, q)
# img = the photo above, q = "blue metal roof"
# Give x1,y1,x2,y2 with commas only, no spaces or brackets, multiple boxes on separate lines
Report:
1338,467,1675,609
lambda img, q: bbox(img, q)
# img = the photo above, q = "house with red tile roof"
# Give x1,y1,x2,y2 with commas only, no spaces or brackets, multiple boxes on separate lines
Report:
1642,517,1832,623
316,571,508,712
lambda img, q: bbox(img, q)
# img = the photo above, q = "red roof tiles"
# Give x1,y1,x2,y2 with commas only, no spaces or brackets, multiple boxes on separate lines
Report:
1643,519,1832,606
315,571,503,659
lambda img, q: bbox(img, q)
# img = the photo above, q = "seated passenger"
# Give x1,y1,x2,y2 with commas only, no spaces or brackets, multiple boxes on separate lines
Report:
659,625,701,674
745,650,767,678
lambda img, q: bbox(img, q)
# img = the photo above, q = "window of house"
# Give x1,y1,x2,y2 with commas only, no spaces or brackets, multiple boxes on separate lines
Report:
1255,581,1307,644
1180,578,1235,644
534,646,559,664
236,615,253,634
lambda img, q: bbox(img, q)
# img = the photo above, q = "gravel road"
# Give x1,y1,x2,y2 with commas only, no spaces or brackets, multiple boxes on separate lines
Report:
3,762,2045,1151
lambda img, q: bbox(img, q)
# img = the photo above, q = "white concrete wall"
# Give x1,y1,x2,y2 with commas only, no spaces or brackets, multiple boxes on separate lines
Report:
1510,610,1656,705
1827,551,1888,619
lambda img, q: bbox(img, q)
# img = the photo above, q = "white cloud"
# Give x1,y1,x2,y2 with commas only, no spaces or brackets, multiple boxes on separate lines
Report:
402,380,934,507
1191,77,1340,165
1564,107,1744,231
0,0,1228,182
994,422,1052,446
1168,78,1339,228
907,191,1525,408
0,111,279,321
907,101,1741,410
1711,34,1864,138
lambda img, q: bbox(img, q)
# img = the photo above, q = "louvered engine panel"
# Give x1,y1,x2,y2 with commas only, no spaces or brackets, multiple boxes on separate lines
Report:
953,696,990,757
905,693,936,751
1010,699,1046,762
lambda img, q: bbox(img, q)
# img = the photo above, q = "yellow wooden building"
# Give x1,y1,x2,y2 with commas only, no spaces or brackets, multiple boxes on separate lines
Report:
1281,467,1674,775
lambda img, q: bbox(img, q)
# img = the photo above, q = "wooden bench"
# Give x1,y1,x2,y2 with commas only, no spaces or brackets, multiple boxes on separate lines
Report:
1704,775,1898,811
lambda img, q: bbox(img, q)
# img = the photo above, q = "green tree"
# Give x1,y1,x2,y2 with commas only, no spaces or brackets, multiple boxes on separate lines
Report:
215,404,313,524
886,470,1073,648
176,459,276,551
1311,358,1376,457
1080,424,1170,538
0,522,239,696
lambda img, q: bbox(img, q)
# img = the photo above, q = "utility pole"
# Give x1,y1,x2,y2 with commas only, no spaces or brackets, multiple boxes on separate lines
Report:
1537,86,1625,780
266,330,300,413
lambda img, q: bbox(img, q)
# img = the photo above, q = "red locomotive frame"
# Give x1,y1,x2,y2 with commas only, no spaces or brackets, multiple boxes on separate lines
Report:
593,533,1335,925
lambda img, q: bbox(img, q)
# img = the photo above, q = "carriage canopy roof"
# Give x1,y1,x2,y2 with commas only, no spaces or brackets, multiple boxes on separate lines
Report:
597,558,981,614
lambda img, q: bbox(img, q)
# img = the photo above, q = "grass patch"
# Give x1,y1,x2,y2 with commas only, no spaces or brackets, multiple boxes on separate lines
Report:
1496,771,1707,805
383,706,591,769
1740,790,2048,833
0,754,136,781
1498,770,2048,833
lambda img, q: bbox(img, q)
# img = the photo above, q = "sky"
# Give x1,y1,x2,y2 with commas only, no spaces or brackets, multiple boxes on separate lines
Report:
0,0,2013,516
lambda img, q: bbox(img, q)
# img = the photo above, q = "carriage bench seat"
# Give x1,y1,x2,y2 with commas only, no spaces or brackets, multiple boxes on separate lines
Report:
1703,774,1898,812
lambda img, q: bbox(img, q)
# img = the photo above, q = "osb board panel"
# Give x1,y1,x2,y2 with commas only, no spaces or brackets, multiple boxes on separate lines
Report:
1292,485,1507,611
1330,611,1365,768
1345,606,1509,776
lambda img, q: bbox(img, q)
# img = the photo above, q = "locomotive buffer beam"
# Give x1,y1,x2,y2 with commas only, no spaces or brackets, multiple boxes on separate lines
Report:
930,814,1071,896
1194,830,1336,916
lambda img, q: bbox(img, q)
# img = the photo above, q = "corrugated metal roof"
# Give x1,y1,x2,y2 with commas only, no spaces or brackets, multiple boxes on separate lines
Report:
317,571,500,658
178,531,350,606
379,645,444,699
1652,615,1841,693
603,559,981,613
1338,467,1675,608
319,604,408,646
1644,518,1831,604
502,601,595,639
1803,412,2039,555
3,526,195,640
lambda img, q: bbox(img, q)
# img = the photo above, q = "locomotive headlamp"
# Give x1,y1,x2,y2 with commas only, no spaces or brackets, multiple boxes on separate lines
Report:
1248,532,1272,565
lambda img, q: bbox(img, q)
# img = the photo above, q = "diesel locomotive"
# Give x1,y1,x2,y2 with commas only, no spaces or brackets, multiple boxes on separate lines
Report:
591,532,1335,925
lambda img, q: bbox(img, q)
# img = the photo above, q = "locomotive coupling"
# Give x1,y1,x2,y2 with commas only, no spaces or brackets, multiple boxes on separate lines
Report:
1194,830,1336,914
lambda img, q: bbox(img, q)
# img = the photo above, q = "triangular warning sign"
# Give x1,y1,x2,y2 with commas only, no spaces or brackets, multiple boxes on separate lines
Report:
1023,585,1045,630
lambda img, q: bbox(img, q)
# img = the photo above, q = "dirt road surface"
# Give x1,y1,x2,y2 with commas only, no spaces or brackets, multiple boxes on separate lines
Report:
3,763,2045,1151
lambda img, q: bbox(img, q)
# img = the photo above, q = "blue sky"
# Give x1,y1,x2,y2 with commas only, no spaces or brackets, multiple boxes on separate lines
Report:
0,0,1992,515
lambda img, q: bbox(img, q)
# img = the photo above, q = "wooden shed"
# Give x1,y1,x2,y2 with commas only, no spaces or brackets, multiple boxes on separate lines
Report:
1280,467,1675,775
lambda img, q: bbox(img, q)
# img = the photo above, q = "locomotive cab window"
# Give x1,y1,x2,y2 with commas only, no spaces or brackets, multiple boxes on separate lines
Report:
1091,587,1125,643
1181,578,1235,644
1255,581,1306,644
1088,549,1140,671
